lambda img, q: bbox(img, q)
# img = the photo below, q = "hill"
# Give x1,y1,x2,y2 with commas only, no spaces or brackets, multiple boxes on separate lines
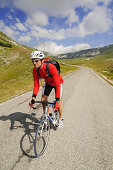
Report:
0,31,36,102
0,31,34,65
61,44,113,85
59,44,113,59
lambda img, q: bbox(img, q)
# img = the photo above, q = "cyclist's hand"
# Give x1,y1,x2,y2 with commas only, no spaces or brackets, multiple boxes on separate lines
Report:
29,99,35,109
54,101,59,111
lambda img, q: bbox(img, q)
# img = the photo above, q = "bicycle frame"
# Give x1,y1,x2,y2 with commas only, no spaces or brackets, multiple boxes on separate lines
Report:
34,100,59,157
35,100,57,125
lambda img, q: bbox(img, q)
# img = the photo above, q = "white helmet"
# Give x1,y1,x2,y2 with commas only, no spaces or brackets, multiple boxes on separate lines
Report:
30,50,45,59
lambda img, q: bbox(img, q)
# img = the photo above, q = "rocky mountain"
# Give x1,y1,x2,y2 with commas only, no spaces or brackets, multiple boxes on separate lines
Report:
58,44,113,59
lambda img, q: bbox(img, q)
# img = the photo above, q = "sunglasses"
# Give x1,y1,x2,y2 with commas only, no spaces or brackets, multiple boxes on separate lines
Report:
32,60,40,63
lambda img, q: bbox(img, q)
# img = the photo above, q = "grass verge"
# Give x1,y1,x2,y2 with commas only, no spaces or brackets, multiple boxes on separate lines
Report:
63,57,113,85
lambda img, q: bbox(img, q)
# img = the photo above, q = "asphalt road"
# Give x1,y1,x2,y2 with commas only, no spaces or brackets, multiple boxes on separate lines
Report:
0,67,113,170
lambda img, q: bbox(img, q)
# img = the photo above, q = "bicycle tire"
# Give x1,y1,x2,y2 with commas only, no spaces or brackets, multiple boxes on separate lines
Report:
34,117,50,157
20,132,36,158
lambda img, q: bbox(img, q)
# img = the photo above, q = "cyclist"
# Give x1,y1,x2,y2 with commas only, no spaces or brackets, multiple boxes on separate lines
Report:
29,50,64,128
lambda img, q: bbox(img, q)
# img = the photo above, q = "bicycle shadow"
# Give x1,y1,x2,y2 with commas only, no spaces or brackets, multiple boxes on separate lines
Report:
0,112,40,158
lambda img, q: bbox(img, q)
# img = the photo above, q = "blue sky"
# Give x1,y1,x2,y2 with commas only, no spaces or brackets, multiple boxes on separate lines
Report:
0,0,113,55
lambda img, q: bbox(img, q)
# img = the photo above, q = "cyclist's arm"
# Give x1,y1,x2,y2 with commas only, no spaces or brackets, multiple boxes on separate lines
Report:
49,64,61,100
33,68,40,98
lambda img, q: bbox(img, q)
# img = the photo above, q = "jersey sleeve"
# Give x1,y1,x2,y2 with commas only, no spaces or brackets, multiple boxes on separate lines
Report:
33,68,40,96
49,64,61,99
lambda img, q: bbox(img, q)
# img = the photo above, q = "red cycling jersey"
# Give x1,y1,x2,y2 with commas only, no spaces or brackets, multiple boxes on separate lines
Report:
33,62,64,98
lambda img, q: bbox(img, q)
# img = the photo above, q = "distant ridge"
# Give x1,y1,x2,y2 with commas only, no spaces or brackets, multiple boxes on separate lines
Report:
58,44,113,59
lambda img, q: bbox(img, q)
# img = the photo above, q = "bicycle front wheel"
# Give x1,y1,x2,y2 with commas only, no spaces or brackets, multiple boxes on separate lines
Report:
34,117,50,157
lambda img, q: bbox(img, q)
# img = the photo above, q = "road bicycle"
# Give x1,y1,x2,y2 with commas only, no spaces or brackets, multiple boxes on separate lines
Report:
33,100,59,158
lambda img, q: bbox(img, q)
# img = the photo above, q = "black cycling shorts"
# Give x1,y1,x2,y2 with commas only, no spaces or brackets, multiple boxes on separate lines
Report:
42,83,63,98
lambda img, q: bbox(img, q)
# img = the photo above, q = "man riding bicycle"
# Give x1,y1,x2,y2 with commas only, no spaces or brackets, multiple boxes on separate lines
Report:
29,50,64,128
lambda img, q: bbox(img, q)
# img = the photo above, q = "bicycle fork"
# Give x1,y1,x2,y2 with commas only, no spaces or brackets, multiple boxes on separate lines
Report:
48,111,59,127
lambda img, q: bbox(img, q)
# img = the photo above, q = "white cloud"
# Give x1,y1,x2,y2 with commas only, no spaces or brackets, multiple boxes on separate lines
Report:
8,15,14,20
1,0,112,23
34,41,91,55
31,26,65,40
16,22,26,31
12,0,79,16
17,1,112,40
78,7,113,37
11,24,17,30
16,18,20,23
26,11,48,26
0,0,13,8
18,35,31,43
3,0,111,28
4,27,19,39
65,10,79,25
0,20,19,39
11,0,110,15
66,6,113,37
0,20,5,29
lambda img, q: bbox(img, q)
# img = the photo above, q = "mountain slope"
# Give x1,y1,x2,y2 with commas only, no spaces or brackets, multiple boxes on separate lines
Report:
62,44,113,84
0,31,34,65
59,44,113,59
0,31,36,102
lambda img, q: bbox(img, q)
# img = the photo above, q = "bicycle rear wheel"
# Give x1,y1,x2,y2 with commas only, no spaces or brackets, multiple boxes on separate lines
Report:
34,117,50,157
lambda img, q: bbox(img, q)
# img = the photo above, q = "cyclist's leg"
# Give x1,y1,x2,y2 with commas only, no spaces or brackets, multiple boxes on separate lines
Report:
55,83,63,119
41,83,53,112
59,98,63,119
42,83,53,99
41,95,48,112
41,95,48,102
58,86,63,128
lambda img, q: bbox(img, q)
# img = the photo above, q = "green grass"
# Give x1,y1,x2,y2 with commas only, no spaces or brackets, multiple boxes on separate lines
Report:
0,57,33,102
62,54,113,81
84,61,113,80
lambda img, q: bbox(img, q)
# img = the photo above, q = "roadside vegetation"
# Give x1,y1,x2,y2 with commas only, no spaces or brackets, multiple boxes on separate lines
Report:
63,53,113,82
